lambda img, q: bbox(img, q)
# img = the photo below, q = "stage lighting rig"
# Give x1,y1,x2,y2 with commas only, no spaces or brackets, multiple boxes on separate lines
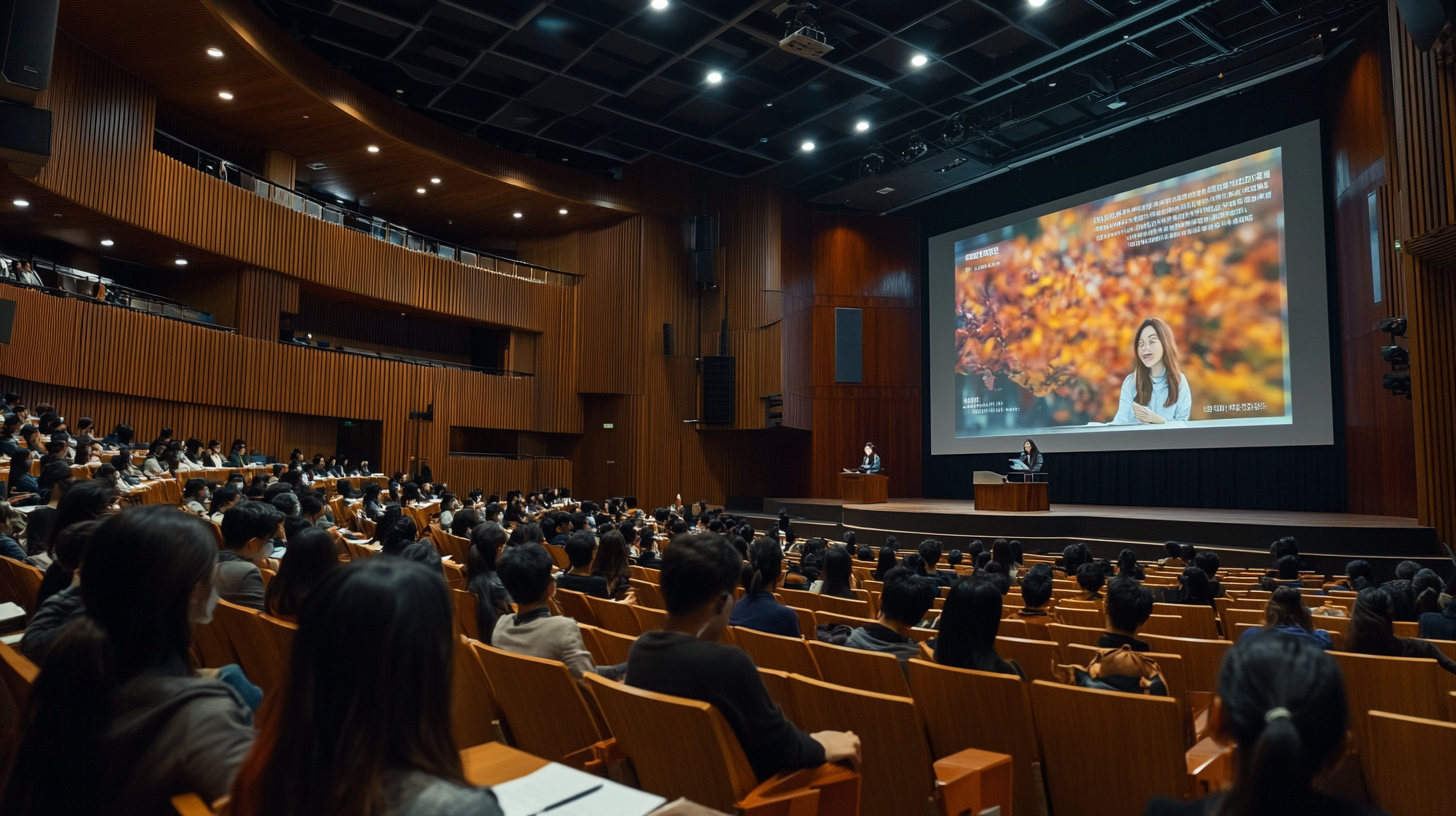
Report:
778,3,833,59
1379,315,1411,399
1378,316,1408,337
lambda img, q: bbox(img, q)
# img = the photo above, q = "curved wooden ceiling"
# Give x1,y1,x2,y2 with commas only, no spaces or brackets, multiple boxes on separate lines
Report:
55,0,657,240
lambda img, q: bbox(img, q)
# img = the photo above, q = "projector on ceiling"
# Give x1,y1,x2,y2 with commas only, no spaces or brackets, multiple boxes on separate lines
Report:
780,26,833,59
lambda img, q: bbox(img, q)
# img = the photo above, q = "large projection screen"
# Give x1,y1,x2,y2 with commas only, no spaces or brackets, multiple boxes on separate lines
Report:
929,121,1333,456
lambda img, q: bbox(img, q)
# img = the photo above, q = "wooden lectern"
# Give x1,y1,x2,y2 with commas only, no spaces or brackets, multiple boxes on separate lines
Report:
839,472,889,504
975,482,1049,512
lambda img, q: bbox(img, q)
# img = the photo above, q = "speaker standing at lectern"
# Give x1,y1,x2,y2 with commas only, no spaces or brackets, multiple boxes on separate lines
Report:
1010,438,1042,473
859,443,881,474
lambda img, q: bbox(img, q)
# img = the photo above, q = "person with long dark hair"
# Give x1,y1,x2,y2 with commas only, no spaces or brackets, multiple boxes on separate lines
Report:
1017,439,1042,472
811,545,857,599
466,521,512,640
229,558,501,816
590,528,632,600
933,578,1023,678
1144,635,1379,816
729,536,799,637
1113,317,1192,425
7,449,38,505
1238,586,1331,650
873,545,897,581
1348,586,1456,674
35,479,120,607
858,442,881,474
264,527,339,622
1116,548,1145,581
4,508,255,815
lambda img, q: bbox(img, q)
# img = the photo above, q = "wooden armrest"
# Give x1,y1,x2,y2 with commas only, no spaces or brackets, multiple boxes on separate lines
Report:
738,763,861,816
560,738,624,776
933,747,1014,816
1185,736,1234,797
170,794,214,816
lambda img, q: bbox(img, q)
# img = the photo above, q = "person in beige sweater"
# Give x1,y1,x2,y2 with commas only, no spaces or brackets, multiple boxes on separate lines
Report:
491,543,624,680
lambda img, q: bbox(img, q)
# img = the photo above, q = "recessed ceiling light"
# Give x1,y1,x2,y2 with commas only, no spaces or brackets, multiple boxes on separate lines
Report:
513,212,523,218
1029,0,1047,7
706,71,723,84
367,145,380,153
855,120,870,132
206,47,224,58
1049,80,1057,87
416,187,426,194
559,208,568,215
175,259,188,266
911,54,928,67
100,239,114,247
218,91,234,100
430,177,441,184
650,0,668,9
396,89,405,94
12,199,28,207
801,141,816,152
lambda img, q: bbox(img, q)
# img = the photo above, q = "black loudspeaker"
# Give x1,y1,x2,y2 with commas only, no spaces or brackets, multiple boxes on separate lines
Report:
662,322,674,356
692,214,716,251
702,355,734,425
1396,0,1451,49
0,297,15,344
693,250,716,286
0,100,49,169
0,0,59,104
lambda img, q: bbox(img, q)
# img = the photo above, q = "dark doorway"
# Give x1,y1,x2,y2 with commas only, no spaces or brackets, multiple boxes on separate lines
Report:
335,419,382,471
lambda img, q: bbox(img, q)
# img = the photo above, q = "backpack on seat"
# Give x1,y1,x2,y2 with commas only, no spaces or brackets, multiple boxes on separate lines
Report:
1055,645,1168,696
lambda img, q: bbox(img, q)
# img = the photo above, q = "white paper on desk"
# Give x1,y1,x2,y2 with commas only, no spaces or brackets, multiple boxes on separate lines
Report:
491,764,665,816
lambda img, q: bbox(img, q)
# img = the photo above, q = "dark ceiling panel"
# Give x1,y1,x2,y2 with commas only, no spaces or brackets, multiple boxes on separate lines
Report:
257,0,1384,204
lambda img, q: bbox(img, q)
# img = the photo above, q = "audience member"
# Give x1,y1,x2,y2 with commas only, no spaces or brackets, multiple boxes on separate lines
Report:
264,527,338,622
466,521,512,640
218,500,285,611
1144,635,1379,816
493,543,621,681
810,545,857,599
557,530,610,598
1163,566,1217,608
1100,576,1153,652
36,479,119,607
1116,548,1145,581
934,579,1024,678
0,499,25,561
1011,569,1062,633
1076,562,1106,602
1348,586,1456,674
229,558,502,816
627,534,860,781
1239,586,1331,650
846,567,936,671
730,537,799,637
1193,550,1224,597
5,508,255,815
590,528,632,599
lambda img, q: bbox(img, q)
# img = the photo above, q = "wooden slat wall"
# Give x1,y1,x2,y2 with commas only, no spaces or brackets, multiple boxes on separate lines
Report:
1387,0,1456,543
236,267,298,340
443,457,573,500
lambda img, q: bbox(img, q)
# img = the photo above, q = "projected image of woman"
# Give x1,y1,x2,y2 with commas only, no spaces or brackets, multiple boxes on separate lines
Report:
1113,318,1192,425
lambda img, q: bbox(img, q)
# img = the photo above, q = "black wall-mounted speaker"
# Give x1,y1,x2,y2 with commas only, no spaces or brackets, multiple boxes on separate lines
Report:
693,250,716,286
702,355,734,425
0,0,59,104
662,322,675,356
692,214,716,251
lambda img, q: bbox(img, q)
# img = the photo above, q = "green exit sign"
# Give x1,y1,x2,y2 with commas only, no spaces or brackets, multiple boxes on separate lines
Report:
603,423,614,429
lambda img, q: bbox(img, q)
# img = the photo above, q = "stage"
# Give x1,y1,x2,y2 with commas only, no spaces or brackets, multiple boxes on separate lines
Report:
749,498,1442,577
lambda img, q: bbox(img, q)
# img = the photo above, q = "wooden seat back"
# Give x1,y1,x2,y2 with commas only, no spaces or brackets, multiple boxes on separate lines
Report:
213,599,284,695
1067,644,1197,746
806,640,910,697
789,673,932,816
553,589,596,626
629,604,668,632
585,596,641,636
0,641,37,712
585,624,636,665
756,667,801,725
472,643,606,766
453,636,503,749
1141,634,1231,695
628,578,665,609
192,617,238,668
995,636,1062,684
908,658,1045,816
0,558,43,616
1047,623,1106,659
786,605,816,637
1056,607,1104,628
1331,651,1448,751
1366,711,1456,816
996,617,1030,639
816,594,873,618
1146,604,1220,639
451,589,479,641
732,627,822,678
1030,680,1190,816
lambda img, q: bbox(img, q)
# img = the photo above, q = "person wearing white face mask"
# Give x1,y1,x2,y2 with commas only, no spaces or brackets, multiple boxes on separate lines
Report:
4,507,257,816
216,500,286,612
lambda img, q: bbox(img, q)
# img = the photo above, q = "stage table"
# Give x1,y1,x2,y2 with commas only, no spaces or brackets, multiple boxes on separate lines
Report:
839,472,889,504
975,481,1049,512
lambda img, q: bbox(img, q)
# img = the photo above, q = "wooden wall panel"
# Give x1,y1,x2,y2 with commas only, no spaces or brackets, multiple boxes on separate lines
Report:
236,267,298,340
576,221,646,395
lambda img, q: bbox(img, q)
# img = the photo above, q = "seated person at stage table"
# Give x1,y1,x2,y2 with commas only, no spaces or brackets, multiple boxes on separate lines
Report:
729,537,801,637
1015,438,1042,472
1099,576,1154,652
627,534,860,781
1113,317,1192,425
857,442,880,474
845,567,938,673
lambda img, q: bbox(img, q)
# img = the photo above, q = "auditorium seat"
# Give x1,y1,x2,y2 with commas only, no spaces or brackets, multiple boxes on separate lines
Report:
756,667,802,725
786,605,816,636
1031,680,1223,816
586,625,636,665
553,589,596,626
1056,607,1104,628
583,673,862,816
996,636,1062,684
1366,711,1456,816
1141,634,1231,695
812,610,878,631
1140,613,1201,639
787,673,1013,816
451,636,503,750
0,558,43,618
1333,651,1456,746
805,641,911,697
816,594,873,618
907,658,1048,816
1068,644,1201,745
472,643,609,771
213,600,285,696
629,604,667,633
732,627,823,678
584,596,641,636
1150,603,1220,639
627,578,665,609
1047,623,1106,659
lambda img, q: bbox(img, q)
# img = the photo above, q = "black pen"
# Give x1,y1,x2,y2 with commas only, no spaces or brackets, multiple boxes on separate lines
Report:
526,784,603,816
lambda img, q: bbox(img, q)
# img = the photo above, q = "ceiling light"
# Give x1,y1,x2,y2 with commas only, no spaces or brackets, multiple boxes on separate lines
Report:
513,212,523,219
430,177,441,184
1029,0,1047,6
206,47,224,58
855,120,870,132
416,187,426,194
1049,80,1057,87
559,208,569,215
801,141,816,152
650,0,668,9
100,239,114,247
1106,95,1127,109
218,91,234,100
911,54,928,67
706,71,723,84
367,145,380,153
12,199,28,207
396,89,405,94
174,259,188,266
